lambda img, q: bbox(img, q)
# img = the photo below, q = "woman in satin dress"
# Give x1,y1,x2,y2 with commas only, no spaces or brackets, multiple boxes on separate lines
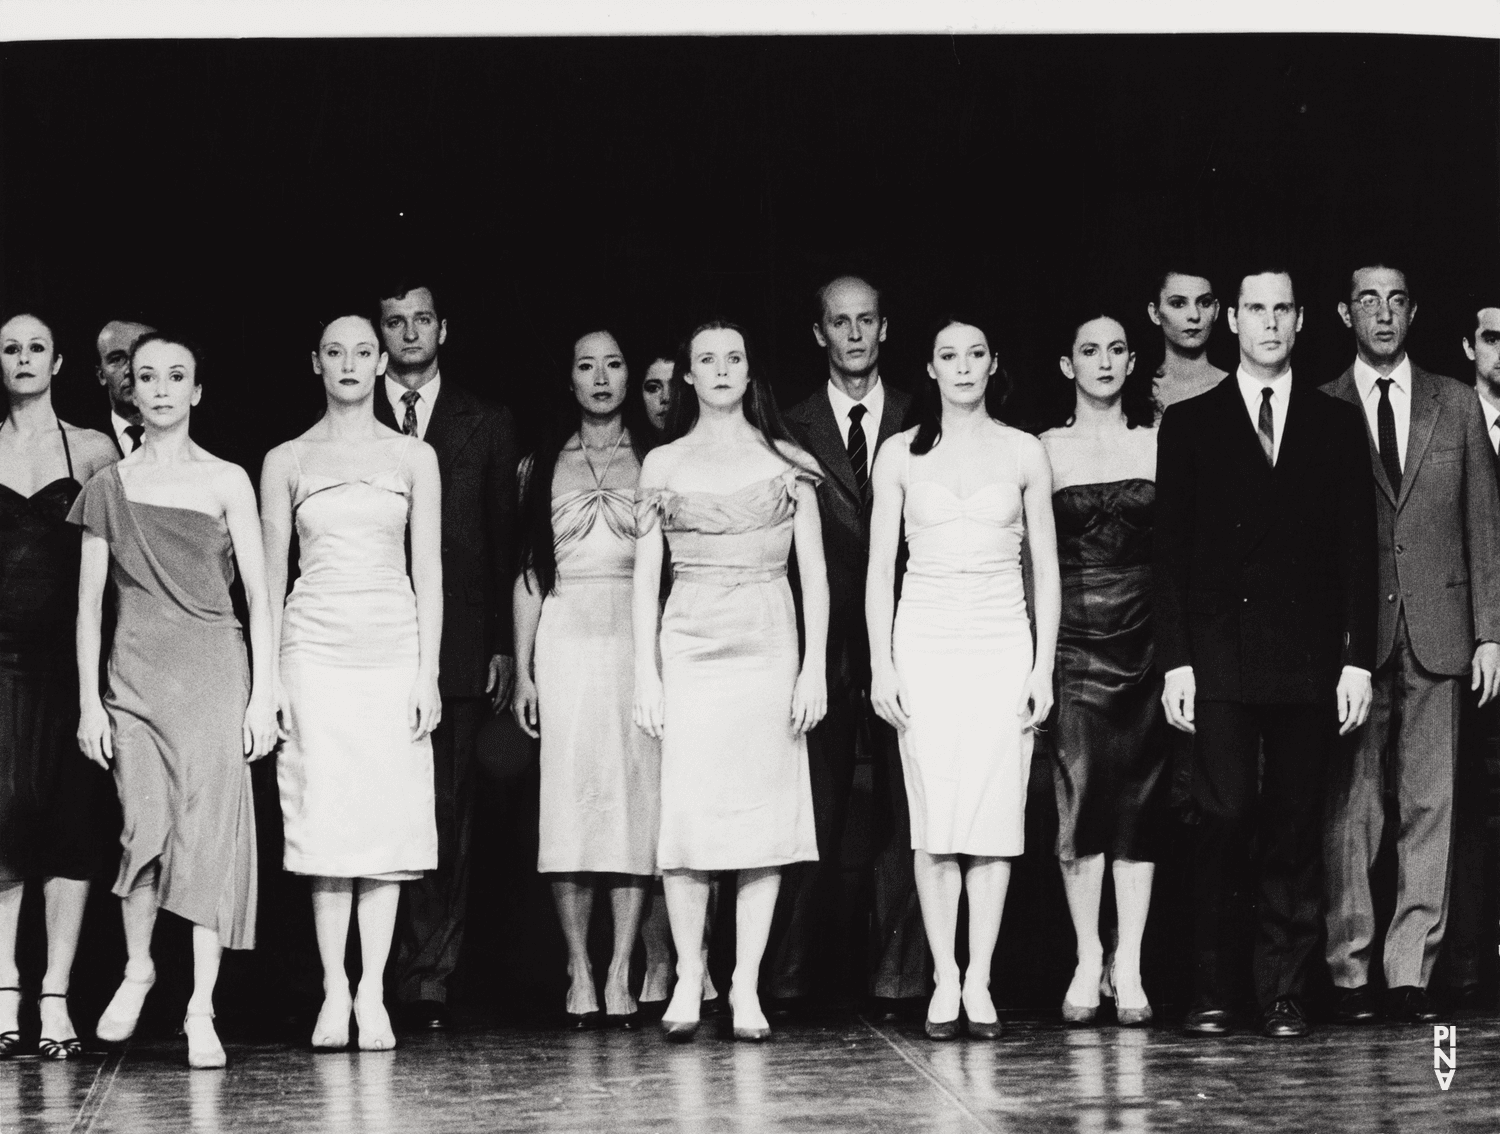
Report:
867,315,1061,1041
260,313,442,1052
513,329,659,1027
1039,310,1167,1027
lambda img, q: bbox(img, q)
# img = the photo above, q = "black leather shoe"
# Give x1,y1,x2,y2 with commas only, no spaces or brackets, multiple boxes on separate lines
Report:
1261,997,1310,1038
1183,998,1232,1036
1385,986,1440,1024
867,997,921,1024
1331,985,1377,1024
404,1000,450,1031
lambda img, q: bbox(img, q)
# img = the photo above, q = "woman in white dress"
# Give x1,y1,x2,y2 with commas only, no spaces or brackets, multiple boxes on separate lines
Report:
867,315,1061,1040
260,313,443,1052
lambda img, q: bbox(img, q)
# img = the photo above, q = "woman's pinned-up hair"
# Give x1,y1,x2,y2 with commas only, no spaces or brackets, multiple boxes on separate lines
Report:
131,330,207,383
909,312,1011,456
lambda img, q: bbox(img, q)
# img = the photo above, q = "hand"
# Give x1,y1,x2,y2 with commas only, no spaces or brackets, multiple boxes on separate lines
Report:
1019,665,1053,732
486,653,516,713
870,663,911,731
409,675,443,742
633,667,665,740
274,677,293,743
512,674,541,739
790,664,828,737
77,698,113,769
242,689,279,762
1473,642,1500,707
1162,668,1196,734
1336,667,1373,736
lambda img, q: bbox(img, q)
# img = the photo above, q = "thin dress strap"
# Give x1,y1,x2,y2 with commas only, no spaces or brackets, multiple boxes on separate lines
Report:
58,418,74,479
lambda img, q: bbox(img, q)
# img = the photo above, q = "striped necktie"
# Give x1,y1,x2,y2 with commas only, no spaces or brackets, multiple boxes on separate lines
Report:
847,403,869,498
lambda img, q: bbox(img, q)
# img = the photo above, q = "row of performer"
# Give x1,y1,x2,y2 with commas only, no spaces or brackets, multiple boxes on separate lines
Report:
1,260,1498,1066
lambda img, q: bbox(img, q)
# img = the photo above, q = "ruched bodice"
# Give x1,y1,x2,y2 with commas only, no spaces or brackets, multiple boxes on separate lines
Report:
553,488,636,583
636,469,811,586
1052,479,1155,572
903,480,1025,579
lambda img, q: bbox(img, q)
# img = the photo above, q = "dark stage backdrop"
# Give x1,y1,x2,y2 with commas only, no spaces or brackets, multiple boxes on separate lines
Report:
2,34,1497,472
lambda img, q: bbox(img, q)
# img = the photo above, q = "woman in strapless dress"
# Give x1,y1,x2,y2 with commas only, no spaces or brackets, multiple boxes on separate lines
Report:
1040,309,1168,1028
513,329,659,1027
632,320,828,1044
0,312,118,1061
867,314,1060,1041
260,313,443,1053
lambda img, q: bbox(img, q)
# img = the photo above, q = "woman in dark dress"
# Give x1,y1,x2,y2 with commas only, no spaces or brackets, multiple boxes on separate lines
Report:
0,313,118,1059
73,332,278,1069
1038,310,1167,1027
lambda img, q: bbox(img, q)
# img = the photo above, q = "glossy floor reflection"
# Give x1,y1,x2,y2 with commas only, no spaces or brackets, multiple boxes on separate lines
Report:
5,1014,1499,1132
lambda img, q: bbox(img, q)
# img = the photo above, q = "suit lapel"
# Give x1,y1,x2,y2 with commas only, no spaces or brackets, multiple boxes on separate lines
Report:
373,385,398,432
424,384,481,469
797,392,861,504
876,385,911,452
1398,368,1439,513
1329,367,1397,508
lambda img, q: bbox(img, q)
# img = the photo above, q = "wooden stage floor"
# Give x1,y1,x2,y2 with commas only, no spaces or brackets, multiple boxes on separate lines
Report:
4,1012,1498,1132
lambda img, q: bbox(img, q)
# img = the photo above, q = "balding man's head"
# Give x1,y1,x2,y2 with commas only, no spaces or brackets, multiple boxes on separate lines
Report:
96,319,156,413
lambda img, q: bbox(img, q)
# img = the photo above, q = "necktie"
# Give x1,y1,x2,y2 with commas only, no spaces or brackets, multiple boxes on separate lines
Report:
401,390,420,437
1375,378,1401,493
124,423,144,453
846,403,869,498
1256,387,1275,467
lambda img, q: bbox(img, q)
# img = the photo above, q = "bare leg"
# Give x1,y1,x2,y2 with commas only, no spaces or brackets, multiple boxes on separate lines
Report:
353,879,400,1050
310,877,354,1047
0,882,21,1040
912,851,963,1023
38,877,90,1044
728,867,781,1032
1111,858,1155,1010
639,879,673,1003
604,876,648,1017
96,873,160,1042
661,869,711,1025
184,926,226,1067
960,856,1011,1025
1059,853,1106,1009
549,874,598,1015
701,879,719,1001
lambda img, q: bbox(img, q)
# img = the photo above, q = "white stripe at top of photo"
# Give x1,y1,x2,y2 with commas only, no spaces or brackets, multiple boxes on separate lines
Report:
0,0,1496,42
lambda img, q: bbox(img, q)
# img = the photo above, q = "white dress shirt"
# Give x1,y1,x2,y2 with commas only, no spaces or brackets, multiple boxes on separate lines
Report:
110,410,143,454
1235,367,1293,465
826,376,885,456
1351,356,1412,471
1480,394,1500,456
385,373,441,440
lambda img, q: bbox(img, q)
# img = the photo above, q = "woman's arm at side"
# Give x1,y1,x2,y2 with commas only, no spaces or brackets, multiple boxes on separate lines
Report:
258,446,296,735
789,477,828,736
75,533,112,768
631,448,670,740
219,463,278,759
511,571,545,739
408,442,445,740
865,433,910,730
1019,432,1060,729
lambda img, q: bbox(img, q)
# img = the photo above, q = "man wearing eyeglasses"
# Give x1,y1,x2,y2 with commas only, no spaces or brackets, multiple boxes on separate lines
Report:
1320,262,1500,1024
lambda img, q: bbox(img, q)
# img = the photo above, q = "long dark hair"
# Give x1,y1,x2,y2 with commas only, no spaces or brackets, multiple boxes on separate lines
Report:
517,328,654,597
910,314,1012,456
666,319,817,475
1050,308,1156,431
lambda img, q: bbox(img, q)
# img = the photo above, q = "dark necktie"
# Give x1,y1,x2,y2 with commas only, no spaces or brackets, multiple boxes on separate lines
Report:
401,390,420,437
1375,378,1401,493
847,403,869,498
1256,387,1275,467
124,423,144,453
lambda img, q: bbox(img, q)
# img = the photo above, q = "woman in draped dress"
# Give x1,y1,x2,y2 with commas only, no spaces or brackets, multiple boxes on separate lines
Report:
1040,310,1166,1027
260,313,442,1053
74,331,278,1069
512,329,659,1028
867,315,1061,1041
0,313,117,1060
632,320,828,1043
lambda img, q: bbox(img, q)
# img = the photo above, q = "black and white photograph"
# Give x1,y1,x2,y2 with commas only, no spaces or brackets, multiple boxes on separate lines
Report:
1,2,1498,1129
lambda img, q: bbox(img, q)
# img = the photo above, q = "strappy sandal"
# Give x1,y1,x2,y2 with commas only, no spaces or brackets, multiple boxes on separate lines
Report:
37,992,82,1060
0,987,20,1058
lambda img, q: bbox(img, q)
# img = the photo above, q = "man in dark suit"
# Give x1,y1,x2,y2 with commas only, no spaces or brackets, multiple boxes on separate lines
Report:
1155,267,1377,1039
93,319,154,455
1320,264,1500,1025
374,279,517,1030
772,274,927,1015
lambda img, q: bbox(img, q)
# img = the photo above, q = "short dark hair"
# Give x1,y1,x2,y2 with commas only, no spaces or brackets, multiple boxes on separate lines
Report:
1151,265,1217,300
1472,302,1500,336
1346,258,1413,301
131,330,206,383
1234,265,1299,308
376,278,442,321
813,273,882,324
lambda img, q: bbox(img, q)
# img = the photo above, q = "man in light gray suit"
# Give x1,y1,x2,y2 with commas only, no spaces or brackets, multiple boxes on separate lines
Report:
1322,260,1500,1024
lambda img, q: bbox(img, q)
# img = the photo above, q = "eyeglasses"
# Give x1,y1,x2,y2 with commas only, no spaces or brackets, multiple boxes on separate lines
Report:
1351,293,1412,315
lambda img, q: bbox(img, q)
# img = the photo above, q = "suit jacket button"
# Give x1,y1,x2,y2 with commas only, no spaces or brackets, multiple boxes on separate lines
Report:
1395,544,1404,554
1387,593,1397,603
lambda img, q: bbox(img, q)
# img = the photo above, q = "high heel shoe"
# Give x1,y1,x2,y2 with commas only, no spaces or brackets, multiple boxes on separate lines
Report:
96,970,156,1044
353,996,396,1052
661,1017,699,1043
184,1011,226,1070
924,1016,959,1041
37,993,82,1060
1062,999,1099,1025
311,991,352,1051
1116,1003,1154,1027
0,988,20,1059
